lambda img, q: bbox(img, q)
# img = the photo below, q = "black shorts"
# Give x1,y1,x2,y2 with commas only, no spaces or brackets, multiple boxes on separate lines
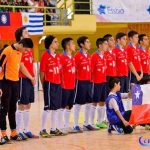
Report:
62,89,75,109
74,80,92,105
118,76,129,93
92,83,107,103
18,78,34,105
43,81,62,110
129,71,141,84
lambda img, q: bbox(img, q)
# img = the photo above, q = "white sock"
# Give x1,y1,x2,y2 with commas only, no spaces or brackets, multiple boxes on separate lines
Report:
73,104,81,127
50,110,56,131
90,105,96,125
97,106,105,124
64,109,71,128
56,109,64,130
16,110,23,133
23,109,30,133
103,105,107,121
84,103,91,126
41,110,49,131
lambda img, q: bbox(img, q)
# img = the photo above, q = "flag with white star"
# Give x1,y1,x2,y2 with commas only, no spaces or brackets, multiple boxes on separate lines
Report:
129,84,150,125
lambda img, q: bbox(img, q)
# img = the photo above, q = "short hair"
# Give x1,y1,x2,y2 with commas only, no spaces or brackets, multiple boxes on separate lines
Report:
44,35,56,49
116,32,126,41
61,37,73,50
128,30,138,38
109,77,120,90
19,38,33,48
15,26,26,42
96,38,107,48
77,36,88,48
138,34,146,44
103,34,113,41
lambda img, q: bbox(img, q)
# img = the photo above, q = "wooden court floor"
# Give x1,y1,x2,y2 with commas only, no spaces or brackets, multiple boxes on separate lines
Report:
0,91,149,150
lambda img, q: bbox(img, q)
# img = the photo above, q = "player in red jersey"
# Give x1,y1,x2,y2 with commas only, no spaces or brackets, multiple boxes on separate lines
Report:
114,32,129,93
60,37,77,133
103,34,117,83
73,36,94,132
126,30,143,84
138,34,150,77
40,35,65,137
15,27,38,139
90,38,108,129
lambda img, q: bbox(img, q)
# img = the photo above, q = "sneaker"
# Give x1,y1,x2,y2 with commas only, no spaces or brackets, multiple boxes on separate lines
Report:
96,122,108,129
10,134,23,141
73,126,83,133
107,124,114,134
145,125,150,130
112,125,124,134
0,136,10,145
83,125,95,131
40,129,51,138
18,132,28,140
65,127,79,133
58,129,68,135
91,124,100,130
23,131,39,138
50,129,66,136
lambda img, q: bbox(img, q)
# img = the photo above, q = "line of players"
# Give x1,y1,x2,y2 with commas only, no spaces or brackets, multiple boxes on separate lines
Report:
0,28,149,144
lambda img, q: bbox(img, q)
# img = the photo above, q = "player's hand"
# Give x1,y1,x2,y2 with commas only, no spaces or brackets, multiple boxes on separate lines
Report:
0,89,3,97
140,73,143,79
31,77,36,86
136,75,141,81
123,120,129,127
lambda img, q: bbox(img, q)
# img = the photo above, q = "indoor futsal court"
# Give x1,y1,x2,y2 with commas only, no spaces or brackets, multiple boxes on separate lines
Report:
1,91,149,150
0,0,150,150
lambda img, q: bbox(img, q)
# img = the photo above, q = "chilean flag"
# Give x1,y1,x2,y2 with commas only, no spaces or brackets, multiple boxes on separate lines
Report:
129,84,150,125
0,12,22,40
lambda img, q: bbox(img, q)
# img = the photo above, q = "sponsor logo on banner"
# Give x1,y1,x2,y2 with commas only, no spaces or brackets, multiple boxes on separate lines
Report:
98,4,125,15
147,5,150,14
139,136,150,147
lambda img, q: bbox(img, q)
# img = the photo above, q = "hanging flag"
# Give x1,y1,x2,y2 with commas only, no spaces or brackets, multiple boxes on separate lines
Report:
0,12,22,40
129,84,150,125
22,13,44,35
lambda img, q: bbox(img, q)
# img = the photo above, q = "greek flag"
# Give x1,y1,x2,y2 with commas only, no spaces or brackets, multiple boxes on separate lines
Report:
22,13,43,35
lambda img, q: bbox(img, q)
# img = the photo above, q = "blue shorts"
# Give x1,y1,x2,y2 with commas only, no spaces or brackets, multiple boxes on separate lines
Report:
118,76,129,93
62,89,75,109
19,78,34,105
92,83,107,103
74,80,92,105
43,81,62,110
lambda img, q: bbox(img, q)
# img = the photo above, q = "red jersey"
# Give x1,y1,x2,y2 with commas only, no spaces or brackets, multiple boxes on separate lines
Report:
61,53,76,89
40,51,61,84
91,51,106,83
139,48,149,74
126,44,141,72
19,49,34,78
104,49,117,77
75,51,91,81
114,46,128,77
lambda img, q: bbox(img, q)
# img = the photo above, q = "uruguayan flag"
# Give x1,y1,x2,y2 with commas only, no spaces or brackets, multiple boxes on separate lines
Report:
22,13,43,35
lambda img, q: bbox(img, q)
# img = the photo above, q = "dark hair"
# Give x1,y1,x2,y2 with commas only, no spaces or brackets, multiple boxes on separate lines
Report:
77,36,88,48
15,26,26,42
109,77,120,90
61,37,73,50
128,30,138,38
44,35,56,49
19,38,33,48
103,34,113,41
96,38,107,48
138,34,146,44
137,75,150,85
116,32,126,41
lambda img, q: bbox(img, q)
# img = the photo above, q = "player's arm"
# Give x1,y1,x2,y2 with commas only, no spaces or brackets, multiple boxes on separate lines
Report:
128,62,141,81
40,72,44,88
0,48,10,68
